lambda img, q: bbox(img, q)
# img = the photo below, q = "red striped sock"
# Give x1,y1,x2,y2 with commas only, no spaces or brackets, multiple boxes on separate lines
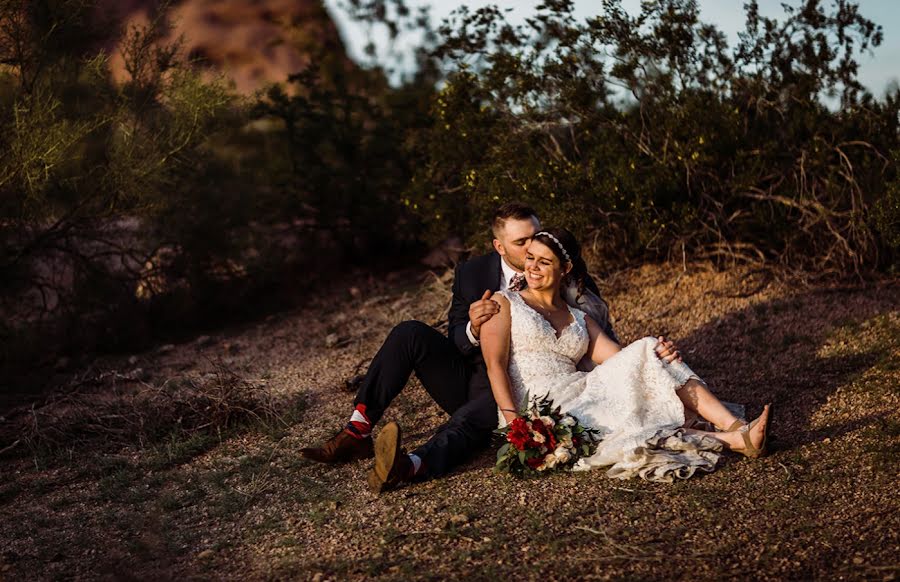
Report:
344,403,371,439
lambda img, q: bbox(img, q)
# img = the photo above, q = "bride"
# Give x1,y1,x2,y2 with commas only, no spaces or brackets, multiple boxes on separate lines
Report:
480,228,771,482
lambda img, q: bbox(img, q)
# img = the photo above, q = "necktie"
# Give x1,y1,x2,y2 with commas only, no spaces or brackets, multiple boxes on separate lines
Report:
508,273,527,291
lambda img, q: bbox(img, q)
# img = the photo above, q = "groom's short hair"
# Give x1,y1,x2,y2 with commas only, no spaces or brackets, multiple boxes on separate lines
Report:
492,202,538,238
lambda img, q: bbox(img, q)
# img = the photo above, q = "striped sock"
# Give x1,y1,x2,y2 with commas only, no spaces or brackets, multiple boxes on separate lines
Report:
344,403,371,439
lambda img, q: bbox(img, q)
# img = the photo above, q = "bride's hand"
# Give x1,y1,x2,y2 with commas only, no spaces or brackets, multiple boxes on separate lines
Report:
655,336,682,363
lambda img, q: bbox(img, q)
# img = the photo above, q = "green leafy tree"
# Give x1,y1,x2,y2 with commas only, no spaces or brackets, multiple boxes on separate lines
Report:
402,0,898,274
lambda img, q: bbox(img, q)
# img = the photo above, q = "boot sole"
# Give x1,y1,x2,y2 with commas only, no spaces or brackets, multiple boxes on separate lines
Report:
368,422,401,493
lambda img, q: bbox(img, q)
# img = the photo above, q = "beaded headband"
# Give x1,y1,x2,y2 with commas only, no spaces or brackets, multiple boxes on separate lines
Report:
534,231,571,263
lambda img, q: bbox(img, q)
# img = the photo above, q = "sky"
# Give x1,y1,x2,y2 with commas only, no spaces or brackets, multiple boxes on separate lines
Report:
323,0,900,97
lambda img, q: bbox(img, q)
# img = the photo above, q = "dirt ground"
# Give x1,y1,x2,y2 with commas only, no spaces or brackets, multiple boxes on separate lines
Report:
0,261,897,581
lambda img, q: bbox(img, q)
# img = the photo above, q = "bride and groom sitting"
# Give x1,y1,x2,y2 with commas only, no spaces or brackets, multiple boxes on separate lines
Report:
300,203,771,490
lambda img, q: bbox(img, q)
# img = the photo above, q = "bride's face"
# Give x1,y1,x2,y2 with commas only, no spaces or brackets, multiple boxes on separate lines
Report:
524,240,569,291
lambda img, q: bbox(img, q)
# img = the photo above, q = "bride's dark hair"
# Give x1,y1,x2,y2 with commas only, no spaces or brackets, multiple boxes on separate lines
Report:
532,227,588,298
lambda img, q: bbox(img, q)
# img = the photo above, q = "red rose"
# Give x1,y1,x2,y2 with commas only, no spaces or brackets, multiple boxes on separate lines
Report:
508,432,529,451
507,417,532,450
526,456,544,469
547,431,557,450
510,417,528,432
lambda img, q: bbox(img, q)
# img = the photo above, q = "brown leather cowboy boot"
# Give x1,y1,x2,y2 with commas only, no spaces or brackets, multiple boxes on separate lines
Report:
367,422,413,493
300,430,374,463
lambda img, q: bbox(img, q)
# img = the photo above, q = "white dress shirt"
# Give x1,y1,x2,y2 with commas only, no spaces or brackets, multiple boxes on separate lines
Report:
465,257,521,347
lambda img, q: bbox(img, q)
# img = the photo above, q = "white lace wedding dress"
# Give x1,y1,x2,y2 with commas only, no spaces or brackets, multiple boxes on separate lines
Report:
497,290,724,482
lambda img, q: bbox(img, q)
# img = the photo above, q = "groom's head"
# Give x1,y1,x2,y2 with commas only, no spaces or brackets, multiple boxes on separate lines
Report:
491,202,540,272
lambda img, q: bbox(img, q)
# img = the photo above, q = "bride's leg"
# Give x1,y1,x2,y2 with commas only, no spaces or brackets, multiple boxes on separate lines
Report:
677,379,741,430
682,405,770,453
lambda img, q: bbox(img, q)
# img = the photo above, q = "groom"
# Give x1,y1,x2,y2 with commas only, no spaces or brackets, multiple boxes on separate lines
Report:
300,202,618,492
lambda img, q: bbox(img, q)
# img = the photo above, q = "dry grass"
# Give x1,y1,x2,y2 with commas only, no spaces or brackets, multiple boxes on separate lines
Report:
0,261,897,581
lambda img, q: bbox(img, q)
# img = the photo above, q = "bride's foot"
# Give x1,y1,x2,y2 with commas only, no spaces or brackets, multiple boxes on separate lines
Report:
728,404,771,459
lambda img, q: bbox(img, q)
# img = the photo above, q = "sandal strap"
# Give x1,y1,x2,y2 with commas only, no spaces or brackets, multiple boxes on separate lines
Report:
740,427,757,454
725,419,747,432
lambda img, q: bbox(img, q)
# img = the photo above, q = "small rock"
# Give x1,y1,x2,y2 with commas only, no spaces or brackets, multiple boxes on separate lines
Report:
448,514,469,526
128,356,139,365
852,556,864,565
198,549,214,559
349,287,361,299
325,333,340,348
311,573,324,582
823,437,832,444
327,500,341,510
195,335,212,346
2,564,11,572
158,344,175,354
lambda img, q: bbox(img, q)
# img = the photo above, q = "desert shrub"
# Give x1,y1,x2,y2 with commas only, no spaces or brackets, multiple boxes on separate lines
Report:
2,0,897,382
402,0,899,275
0,0,242,364
250,52,434,261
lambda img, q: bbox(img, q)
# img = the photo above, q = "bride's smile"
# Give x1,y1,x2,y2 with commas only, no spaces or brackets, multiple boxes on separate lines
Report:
524,240,571,291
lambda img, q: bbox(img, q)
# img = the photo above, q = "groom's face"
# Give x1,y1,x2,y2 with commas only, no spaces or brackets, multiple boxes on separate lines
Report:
494,216,540,272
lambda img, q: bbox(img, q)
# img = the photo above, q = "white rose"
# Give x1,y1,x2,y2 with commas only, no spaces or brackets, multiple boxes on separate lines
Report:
540,415,555,428
559,416,577,427
554,448,572,464
531,431,545,444
542,453,558,469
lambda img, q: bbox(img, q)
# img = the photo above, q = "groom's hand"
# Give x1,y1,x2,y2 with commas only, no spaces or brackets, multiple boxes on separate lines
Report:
469,289,500,339
655,336,682,363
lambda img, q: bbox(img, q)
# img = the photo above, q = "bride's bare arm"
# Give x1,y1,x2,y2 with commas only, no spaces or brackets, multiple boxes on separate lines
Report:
585,315,621,364
479,294,518,424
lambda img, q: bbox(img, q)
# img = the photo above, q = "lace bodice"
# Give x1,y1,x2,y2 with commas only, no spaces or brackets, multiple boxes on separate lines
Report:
497,290,590,411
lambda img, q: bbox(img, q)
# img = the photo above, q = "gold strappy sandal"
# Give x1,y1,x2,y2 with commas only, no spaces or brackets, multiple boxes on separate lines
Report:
733,405,771,459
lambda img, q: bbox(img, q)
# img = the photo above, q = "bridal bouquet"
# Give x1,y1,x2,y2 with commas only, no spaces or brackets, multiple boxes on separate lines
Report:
494,394,599,477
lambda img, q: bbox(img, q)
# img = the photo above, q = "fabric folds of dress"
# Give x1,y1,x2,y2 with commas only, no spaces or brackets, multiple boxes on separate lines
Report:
497,290,723,483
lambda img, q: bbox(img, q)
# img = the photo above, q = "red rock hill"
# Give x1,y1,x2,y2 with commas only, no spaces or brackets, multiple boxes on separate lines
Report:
100,0,351,94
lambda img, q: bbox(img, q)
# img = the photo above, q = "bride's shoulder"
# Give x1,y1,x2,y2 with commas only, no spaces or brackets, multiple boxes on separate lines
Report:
493,289,514,304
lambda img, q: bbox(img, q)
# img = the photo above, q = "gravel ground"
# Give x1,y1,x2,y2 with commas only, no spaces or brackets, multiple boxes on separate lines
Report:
0,261,897,581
